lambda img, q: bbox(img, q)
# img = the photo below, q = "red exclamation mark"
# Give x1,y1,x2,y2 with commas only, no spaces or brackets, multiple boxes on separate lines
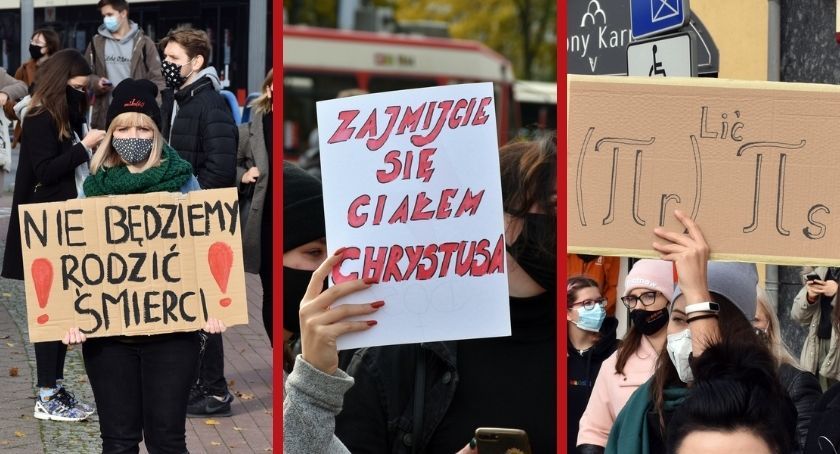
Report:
31,258,53,324
208,242,233,307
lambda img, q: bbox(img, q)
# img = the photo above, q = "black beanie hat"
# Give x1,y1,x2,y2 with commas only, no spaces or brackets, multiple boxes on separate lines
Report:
283,162,326,252
106,79,162,130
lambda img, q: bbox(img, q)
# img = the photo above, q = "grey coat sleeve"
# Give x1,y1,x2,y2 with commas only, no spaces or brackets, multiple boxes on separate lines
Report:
283,355,353,454
0,68,27,101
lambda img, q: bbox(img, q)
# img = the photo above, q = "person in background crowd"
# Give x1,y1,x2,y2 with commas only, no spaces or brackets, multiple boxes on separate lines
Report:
605,211,797,454
10,28,60,146
65,78,221,453
577,259,674,452
567,254,621,316
335,135,557,453
15,28,61,88
1,49,104,422
85,0,164,130
755,285,822,451
158,24,238,418
237,69,275,344
792,266,840,391
280,160,386,453
567,276,618,454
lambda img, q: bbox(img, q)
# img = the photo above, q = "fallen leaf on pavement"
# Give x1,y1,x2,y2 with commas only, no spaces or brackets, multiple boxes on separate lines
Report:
233,427,245,431
228,379,236,387
6,343,14,347
14,431,25,438
0,334,9,339
211,441,221,446
9,367,18,377
235,392,254,401
204,419,220,426
264,448,273,452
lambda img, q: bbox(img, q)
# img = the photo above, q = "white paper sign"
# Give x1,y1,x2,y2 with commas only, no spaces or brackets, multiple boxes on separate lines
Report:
316,83,510,350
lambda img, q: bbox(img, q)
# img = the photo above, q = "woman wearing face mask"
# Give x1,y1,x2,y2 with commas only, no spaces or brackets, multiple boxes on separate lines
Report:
11,28,61,147
281,161,385,453
568,276,617,454
577,259,674,452
604,210,797,454
1,48,105,422
334,135,557,454
236,69,276,345
755,285,822,451
62,78,229,454
15,28,60,88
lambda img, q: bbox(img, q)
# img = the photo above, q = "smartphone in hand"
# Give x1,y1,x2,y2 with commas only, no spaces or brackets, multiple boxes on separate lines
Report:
806,272,821,282
474,428,532,454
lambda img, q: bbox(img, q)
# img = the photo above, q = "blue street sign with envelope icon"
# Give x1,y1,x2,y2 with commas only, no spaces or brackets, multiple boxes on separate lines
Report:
630,0,690,40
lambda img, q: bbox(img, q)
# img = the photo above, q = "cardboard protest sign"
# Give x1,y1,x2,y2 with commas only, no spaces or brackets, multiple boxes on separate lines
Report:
20,188,248,342
316,82,510,350
568,74,840,265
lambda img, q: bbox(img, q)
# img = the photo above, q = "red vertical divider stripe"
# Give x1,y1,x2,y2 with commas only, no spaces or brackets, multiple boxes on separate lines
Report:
557,0,568,452
273,1,284,451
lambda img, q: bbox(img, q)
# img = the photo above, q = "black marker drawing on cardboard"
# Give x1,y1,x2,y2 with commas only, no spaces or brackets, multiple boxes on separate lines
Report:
736,140,806,236
576,134,656,227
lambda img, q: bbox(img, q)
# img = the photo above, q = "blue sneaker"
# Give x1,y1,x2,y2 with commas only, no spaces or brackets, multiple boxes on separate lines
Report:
34,394,88,422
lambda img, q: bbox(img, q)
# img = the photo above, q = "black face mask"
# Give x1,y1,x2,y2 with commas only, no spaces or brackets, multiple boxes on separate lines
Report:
630,307,669,336
29,44,44,61
283,266,322,336
65,86,87,130
507,213,556,292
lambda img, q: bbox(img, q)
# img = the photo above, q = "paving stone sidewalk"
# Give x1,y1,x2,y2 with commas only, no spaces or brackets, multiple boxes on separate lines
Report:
0,186,274,453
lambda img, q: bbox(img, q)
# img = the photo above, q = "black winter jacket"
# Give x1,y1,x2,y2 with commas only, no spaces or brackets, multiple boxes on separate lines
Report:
161,74,237,189
2,111,89,280
779,363,822,452
568,317,618,454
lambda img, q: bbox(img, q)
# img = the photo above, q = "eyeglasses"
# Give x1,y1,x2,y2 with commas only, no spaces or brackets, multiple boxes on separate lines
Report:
620,291,661,309
570,297,607,310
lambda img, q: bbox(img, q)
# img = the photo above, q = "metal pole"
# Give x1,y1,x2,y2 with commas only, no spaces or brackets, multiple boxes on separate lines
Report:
766,0,781,310
247,0,268,94
21,0,34,65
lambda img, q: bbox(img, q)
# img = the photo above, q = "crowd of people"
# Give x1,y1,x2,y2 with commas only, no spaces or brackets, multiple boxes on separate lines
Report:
0,0,274,452
568,220,840,454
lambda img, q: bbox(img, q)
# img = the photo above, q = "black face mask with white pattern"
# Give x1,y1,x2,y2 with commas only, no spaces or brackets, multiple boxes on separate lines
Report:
113,138,153,164
161,60,193,90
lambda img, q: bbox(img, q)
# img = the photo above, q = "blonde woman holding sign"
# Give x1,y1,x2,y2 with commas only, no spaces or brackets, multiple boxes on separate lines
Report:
63,78,225,454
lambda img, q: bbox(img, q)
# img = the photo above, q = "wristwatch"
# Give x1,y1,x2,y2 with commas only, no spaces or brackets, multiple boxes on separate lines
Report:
685,302,720,315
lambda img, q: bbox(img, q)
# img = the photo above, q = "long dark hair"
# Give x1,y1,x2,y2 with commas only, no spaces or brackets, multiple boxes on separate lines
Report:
650,293,770,432
664,302,796,453
29,49,91,139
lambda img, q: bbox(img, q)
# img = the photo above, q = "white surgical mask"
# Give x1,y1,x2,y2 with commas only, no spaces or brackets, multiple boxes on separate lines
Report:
666,328,694,383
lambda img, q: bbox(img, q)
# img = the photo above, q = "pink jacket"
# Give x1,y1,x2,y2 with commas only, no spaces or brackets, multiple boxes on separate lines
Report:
576,335,660,448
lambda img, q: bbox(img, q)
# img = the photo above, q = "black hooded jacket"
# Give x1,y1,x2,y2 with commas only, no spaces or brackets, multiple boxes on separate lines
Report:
568,316,618,454
160,74,237,189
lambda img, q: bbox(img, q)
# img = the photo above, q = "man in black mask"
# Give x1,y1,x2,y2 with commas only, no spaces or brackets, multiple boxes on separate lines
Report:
279,162,327,371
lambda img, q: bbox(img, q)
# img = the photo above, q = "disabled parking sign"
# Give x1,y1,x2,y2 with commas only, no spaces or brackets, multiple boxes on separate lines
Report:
630,0,690,39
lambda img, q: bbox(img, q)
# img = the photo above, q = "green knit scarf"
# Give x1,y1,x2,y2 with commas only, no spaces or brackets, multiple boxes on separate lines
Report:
83,144,194,197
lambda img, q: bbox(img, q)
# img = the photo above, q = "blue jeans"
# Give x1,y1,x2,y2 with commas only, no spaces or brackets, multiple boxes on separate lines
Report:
83,332,199,454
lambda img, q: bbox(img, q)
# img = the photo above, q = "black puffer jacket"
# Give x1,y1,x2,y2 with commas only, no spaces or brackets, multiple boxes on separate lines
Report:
780,363,822,452
161,69,237,189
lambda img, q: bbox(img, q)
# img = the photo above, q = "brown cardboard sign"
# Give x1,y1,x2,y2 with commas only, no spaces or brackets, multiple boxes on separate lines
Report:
19,188,248,342
568,75,840,266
